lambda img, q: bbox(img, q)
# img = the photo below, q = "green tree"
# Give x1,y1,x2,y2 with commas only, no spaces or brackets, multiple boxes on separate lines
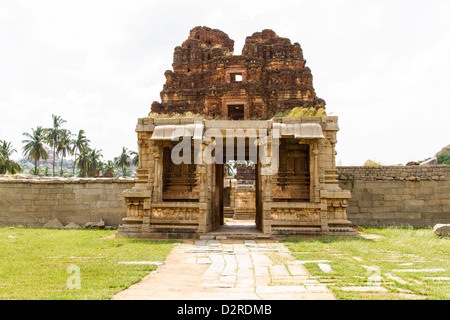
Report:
437,151,450,165
88,148,103,177
71,129,90,176
22,126,49,175
56,129,73,176
102,160,116,177
0,140,21,174
75,147,102,177
114,147,131,177
46,114,66,176
130,150,139,167
75,147,90,177
224,160,254,177
224,161,236,176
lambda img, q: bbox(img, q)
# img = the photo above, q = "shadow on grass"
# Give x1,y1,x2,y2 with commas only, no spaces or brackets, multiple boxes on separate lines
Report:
280,236,375,244
120,239,182,245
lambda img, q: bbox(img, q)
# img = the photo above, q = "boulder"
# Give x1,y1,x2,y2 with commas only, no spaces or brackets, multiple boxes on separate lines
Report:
43,218,64,229
84,218,106,229
64,222,81,229
433,224,450,236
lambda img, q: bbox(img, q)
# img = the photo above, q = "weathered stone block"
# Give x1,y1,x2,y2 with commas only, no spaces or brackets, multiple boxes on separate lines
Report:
433,224,450,236
394,212,421,219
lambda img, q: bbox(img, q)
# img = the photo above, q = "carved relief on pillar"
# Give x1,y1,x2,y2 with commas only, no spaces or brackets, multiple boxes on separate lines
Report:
327,198,349,221
197,163,207,202
151,206,200,222
270,208,320,224
124,198,145,222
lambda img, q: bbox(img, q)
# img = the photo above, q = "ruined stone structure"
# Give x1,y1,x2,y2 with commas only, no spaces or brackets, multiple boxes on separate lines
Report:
117,27,356,239
151,27,325,119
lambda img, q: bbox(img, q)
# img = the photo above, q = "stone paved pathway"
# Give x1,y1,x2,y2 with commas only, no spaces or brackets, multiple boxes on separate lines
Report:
112,239,335,300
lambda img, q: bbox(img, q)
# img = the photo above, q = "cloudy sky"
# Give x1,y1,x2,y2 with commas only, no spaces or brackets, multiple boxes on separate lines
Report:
1,0,449,165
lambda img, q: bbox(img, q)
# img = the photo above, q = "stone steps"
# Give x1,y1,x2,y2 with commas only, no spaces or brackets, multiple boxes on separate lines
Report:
200,232,271,240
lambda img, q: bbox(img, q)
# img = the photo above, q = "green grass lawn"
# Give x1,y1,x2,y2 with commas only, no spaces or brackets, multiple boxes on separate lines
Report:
282,227,450,300
0,227,180,300
1,226,448,300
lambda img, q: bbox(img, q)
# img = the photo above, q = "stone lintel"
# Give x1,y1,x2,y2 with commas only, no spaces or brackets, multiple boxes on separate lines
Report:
152,202,200,208
320,189,352,199
270,202,322,209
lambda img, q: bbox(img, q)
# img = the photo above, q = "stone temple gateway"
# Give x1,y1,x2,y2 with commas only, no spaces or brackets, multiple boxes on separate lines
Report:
117,27,356,239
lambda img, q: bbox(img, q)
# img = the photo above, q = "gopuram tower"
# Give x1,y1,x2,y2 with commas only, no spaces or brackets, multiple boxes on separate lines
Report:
117,26,356,239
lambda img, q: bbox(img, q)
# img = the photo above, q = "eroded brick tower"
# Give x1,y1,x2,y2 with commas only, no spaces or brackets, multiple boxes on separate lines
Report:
151,26,325,119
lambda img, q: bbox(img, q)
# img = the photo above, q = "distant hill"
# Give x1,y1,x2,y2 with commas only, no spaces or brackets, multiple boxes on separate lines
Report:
419,144,450,166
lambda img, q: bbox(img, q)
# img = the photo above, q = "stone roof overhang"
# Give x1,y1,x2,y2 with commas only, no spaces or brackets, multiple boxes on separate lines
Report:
148,119,325,141
272,123,324,139
150,123,204,140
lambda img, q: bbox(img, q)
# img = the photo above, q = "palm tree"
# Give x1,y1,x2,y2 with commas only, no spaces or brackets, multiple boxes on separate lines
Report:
88,148,102,177
46,114,66,176
130,150,139,167
102,160,116,177
114,147,131,177
224,160,254,177
56,129,73,176
75,147,102,177
0,140,21,174
75,147,90,177
224,161,236,177
74,147,102,177
22,126,48,175
0,152,4,172
71,129,90,176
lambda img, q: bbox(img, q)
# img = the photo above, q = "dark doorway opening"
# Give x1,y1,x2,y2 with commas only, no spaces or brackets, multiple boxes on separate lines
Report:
228,104,245,120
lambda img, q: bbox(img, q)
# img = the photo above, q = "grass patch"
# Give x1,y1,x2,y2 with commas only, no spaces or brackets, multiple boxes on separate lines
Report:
0,227,180,300
282,227,450,300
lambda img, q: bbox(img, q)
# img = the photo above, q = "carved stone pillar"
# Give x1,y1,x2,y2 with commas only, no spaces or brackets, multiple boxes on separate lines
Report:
312,142,320,202
197,163,208,233
320,199,330,235
153,144,163,203
330,136,337,169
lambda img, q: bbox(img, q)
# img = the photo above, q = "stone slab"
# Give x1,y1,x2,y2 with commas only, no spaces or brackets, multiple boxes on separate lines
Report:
112,240,335,300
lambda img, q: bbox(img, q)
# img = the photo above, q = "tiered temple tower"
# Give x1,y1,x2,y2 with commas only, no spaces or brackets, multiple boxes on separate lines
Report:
117,27,356,239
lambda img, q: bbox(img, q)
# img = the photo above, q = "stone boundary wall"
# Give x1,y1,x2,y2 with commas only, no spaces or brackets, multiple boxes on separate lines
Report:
1,166,449,229
0,177,135,227
337,166,450,227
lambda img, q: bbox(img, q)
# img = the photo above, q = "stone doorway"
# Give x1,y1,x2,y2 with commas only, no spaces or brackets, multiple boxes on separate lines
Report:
209,143,264,237
227,104,245,120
